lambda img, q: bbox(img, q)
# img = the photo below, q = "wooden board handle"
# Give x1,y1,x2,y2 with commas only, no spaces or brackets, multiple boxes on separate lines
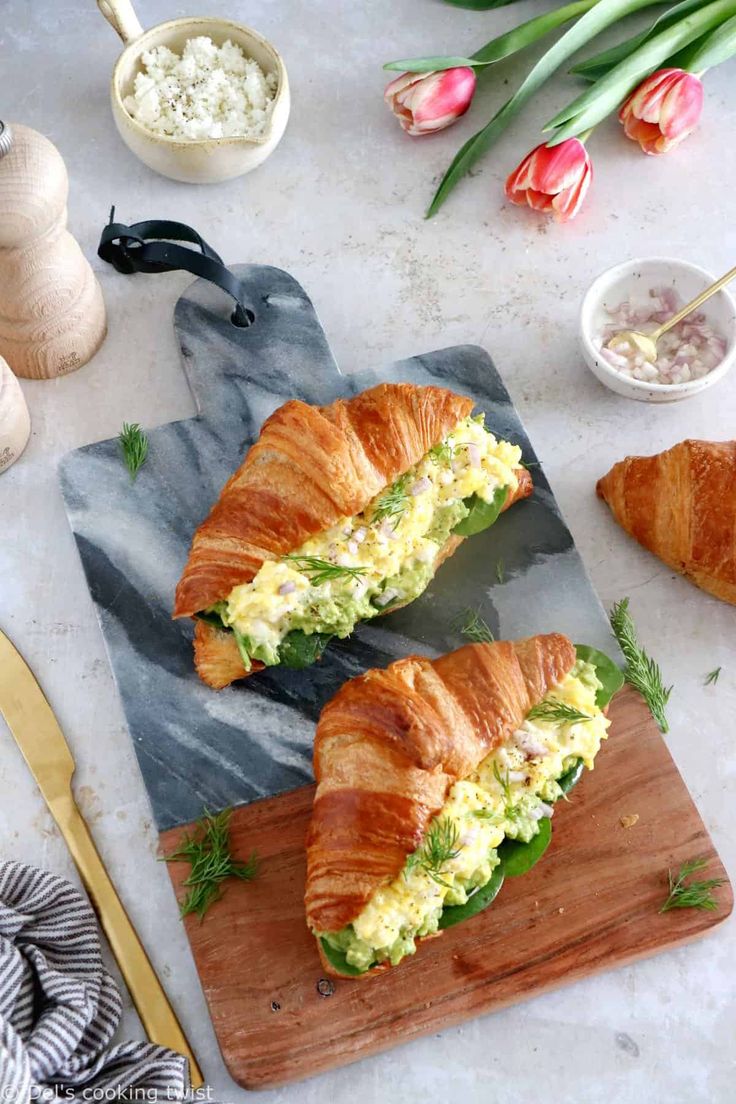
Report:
54,793,204,1088
97,0,144,45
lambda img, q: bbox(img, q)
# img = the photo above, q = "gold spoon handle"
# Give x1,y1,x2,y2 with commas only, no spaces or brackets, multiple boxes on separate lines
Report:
651,263,736,340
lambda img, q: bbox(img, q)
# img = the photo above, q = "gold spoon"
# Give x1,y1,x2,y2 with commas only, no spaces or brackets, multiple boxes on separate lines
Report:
607,262,736,363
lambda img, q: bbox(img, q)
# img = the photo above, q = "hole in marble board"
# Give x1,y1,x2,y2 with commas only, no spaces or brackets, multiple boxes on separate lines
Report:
231,306,256,328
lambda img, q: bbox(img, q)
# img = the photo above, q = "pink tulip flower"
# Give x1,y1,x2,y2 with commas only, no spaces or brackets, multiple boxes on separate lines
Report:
619,68,704,155
384,67,477,136
505,138,592,223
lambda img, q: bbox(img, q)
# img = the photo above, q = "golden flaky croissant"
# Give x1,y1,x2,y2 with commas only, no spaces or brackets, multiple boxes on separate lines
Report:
597,439,736,606
174,382,533,688
305,635,617,977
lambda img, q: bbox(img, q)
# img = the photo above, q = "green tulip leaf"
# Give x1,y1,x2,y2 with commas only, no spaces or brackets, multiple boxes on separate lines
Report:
438,866,505,928
443,0,527,8
498,816,552,877
679,10,736,68
384,56,486,73
546,0,736,143
443,0,529,7
427,0,657,217
570,0,704,81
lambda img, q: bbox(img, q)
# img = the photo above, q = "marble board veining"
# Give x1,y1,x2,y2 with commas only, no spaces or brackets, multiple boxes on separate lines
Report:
60,266,615,832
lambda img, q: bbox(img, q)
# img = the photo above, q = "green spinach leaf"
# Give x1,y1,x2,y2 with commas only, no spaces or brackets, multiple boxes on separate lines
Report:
557,757,585,795
453,485,509,537
497,816,552,877
319,937,366,977
194,601,229,629
438,865,505,929
575,644,624,708
194,609,226,629
277,630,334,669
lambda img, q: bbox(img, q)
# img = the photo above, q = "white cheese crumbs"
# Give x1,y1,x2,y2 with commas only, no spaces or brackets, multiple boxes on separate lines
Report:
123,37,278,141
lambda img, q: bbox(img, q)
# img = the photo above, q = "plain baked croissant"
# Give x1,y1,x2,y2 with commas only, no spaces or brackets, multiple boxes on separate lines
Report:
174,382,533,688
597,439,736,606
305,634,576,948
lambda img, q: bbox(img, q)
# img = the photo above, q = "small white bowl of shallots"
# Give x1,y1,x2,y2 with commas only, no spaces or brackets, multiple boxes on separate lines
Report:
580,257,736,403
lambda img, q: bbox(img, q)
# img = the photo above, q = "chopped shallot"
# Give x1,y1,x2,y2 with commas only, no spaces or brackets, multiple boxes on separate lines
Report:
410,476,431,496
596,286,727,385
466,442,481,468
532,802,554,820
374,587,400,607
516,731,548,759
278,581,296,595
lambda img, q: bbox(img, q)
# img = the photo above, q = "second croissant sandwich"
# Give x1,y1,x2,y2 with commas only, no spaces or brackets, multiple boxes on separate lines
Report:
174,382,532,688
305,633,622,977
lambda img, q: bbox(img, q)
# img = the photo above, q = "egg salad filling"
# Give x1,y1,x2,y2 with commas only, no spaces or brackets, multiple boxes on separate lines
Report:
317,658,609,973
199,415,523,670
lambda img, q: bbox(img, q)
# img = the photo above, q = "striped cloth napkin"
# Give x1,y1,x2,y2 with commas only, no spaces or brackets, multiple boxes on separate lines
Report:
0,861,193,1101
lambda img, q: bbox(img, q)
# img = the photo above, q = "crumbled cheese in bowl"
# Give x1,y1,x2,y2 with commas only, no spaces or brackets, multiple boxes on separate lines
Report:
123,37,278,141
596,286,727,386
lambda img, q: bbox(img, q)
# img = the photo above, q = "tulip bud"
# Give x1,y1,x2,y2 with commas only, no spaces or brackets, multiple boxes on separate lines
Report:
619,68,704,155
384,68,477,137
505,138,592,223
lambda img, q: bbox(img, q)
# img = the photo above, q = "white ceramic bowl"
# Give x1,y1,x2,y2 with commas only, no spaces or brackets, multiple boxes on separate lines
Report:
98,0,290,184
580,257,736,403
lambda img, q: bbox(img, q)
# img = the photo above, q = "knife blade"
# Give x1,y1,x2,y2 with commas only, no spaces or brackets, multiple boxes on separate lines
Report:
0,628,203,1088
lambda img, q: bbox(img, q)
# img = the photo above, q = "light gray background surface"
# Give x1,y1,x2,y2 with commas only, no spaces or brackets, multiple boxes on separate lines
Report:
1,2,734,1101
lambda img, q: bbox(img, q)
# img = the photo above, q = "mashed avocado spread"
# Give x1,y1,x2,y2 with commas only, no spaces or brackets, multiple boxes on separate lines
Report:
198,415,523,669
317,658,610,973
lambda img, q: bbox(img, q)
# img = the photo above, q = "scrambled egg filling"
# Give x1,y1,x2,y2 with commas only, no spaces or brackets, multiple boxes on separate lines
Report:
218,416,522,667
319,660,609,972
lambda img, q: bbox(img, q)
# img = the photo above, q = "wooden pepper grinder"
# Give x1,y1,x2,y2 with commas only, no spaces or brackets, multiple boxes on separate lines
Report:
0,353,31,472
0,121,107,378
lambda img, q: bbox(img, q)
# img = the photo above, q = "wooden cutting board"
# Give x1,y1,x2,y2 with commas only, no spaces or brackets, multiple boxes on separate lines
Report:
162,686,732,1090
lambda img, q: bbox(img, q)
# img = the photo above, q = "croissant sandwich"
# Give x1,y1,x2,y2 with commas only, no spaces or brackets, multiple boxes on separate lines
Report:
174,382,533,688
597,439,736,606
305,633,623,977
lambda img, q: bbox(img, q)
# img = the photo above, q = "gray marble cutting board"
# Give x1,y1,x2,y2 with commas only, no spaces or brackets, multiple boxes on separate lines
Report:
60,265,614,832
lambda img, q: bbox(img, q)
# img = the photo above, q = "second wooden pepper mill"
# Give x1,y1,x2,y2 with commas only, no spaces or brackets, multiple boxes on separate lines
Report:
0,121,107,379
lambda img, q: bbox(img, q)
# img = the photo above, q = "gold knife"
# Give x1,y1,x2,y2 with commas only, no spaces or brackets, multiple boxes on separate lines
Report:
0,628,203,1089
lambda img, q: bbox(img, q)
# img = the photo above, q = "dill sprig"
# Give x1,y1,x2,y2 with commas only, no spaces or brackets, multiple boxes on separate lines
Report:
527,700,591,725
704,667,721,686
284,555,367,587
659,857,726,914
371,473,411,527
610,598,672,734
164,808,258,921
493,761,522,822
406,817,460,886
118,422,149,481
454,606,495,644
